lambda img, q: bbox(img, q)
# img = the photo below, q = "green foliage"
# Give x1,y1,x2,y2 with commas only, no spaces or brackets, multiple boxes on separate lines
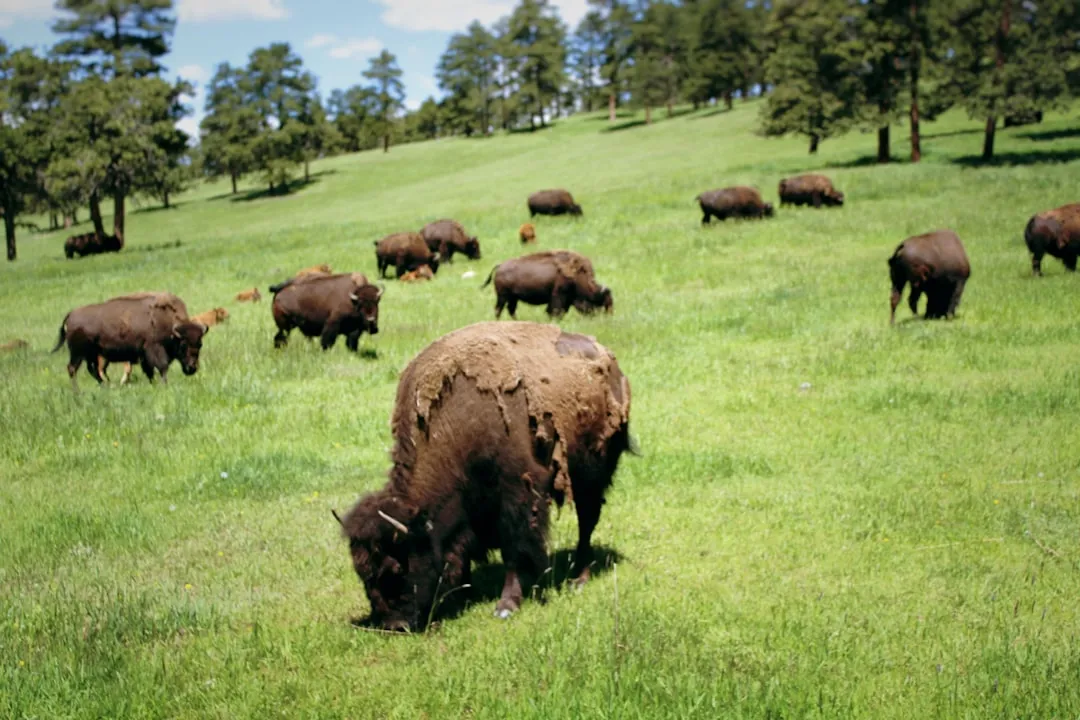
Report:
682,0,759,108
362,50,405,151
327,85,381,152
437,21,498,136
199,63,260,191
569,11,607,112
52,0,175,78
506,0,568,127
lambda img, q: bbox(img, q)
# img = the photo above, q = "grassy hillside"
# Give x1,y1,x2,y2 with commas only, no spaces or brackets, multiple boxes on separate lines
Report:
3,101,1080,718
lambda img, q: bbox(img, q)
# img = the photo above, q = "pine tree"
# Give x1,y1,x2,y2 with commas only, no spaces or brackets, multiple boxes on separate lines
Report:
53,0,174,78
363,50,405,152
570,11,607,112
246,43,314,191
629,1,683,123
437,22,497,136
328,86,381,151
683,0,755,111
506,0,568,129
200,63,260,194
588,0,634,121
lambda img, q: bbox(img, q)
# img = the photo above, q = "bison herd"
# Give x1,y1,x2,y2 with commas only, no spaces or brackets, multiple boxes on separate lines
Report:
33,177,1080,632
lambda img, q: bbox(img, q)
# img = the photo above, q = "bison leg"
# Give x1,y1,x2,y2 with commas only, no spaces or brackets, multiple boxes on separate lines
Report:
1031,250,1044,276
908,284,923,317
701,210,711,225
889,285,904,326
946,279,966,319
1063,254,1077,272
345,331,361,352
506,298,519,319
67,353,84,391
274,323,291,348
571,487,604,588
119,362,133,386
812,192,822,209
495,294,508,319
320,320,341,350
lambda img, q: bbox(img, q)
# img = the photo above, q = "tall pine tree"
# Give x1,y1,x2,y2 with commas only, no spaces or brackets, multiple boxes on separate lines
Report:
363,50,406,152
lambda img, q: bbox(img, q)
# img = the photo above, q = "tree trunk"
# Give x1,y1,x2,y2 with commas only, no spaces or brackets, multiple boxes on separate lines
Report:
113,193,125,244
4,200,16,262
383,134,390,153
73,208,78,224
910,0,922,163
877,126,891,163
304,158,310,183
724,92,733,110
809,134,820,154
50,213,59,231
163,191,170,209
64,214,73,228
608,92,616,122
983,116,997,160
645,105,652,125
666,99,673,118
89,193,105,239
231,172,238,195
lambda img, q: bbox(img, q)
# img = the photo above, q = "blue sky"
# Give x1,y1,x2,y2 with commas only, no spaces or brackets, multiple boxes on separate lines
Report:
0,0,588,137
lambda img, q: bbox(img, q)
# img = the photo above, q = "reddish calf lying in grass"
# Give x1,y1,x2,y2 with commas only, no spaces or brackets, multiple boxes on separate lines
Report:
236,287,262,303
400,266,434,283
0,339,29,352
296,264,333,277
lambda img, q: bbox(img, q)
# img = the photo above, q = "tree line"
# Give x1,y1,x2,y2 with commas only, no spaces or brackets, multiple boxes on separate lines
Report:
2,0,1079,261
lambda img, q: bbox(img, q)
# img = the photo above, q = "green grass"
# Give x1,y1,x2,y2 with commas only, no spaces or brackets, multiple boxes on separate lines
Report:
3,102,1080,718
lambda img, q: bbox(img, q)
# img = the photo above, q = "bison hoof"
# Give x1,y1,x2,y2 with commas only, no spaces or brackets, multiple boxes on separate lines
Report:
495,607,514,620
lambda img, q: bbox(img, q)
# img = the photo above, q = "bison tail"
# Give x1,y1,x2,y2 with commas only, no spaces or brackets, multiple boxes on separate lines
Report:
269,278,292,295
480,265,498,289
51,315,69,353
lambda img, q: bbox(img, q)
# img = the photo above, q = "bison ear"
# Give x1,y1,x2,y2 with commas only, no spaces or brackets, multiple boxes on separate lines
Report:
199,322,209,334
376,284,385,300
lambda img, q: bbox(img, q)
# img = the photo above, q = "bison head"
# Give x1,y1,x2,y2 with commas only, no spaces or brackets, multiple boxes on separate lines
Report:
464,237,481,260
350,284,384,335
341,492,448,632
570,204,584,217
826,190,845,207
427,255,441,274
170,322,208,376
763,203,775,217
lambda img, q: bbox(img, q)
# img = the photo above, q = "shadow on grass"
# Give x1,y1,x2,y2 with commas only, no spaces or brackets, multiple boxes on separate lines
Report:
1017,128,1080,143
951,149,1080,167
129,239,183,254
508,123,557,135
205,170,338,203
587,111,635,122
604,108,696,133
921,128,982,140
693,106,734,120
823,155,902,169
132,203,186,215
350,545,623,632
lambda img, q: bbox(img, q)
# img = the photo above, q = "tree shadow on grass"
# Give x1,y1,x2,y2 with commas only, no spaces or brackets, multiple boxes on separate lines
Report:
508,123,557,135
132,202,186,215
129,239,183,254
204,169,338,203
693,106,733,120
921,128,982,140
1017,128,1080,142
350,545,623,632
604,108,696,133
951,149,1080,167
587,111,635,121
823,155,901,169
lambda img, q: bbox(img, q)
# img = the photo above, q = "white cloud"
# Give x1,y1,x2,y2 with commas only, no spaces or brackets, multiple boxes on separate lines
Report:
177,64,209,85
177,115,201,143
371,0,588,33
305,33,338,49
328,37,382,59
176,0,287,22
0,0,53,27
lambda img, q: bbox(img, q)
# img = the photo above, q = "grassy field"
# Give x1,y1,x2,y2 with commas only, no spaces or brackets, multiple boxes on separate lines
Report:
2,101,1080,718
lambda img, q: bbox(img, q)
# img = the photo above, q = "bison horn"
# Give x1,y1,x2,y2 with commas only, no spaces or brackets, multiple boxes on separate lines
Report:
349,292,358,302
172,323,182,339
378,510,409,534
331,509,343,526
375,284,385,300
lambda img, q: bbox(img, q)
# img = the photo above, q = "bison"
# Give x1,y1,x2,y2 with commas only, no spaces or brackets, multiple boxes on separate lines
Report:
401,266,434,283
0,339,28,353
375,232,440,279
889,229,971,324
519,223,536,244
778,174,844,208
339,321,632,630
482,250,612,319
420,220,481,263
1024,203,1080,276
236,287,262,303
64,232,123,259
191,307,229,327
528,189,583,217
697,186,774,224
52,292,207,389
297,263,333,277
271,272,383,351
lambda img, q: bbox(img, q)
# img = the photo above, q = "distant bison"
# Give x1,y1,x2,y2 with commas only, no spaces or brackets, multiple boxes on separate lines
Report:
778,174,844,208
236,287,262,303
528,189,582,217
519,223,536,244
0,339,28,353
697,186,774,224
53,292,207,389
1024,203,1080,276
64,232,123,259
375,232,440,279
271,272,383,351
191,307,229,327
401,266,434,283
483,250,612,319
420,220,481,263
889,229,971,324
339,321,632,630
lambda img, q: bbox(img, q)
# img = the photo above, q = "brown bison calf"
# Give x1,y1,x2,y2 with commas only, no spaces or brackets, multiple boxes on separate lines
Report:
889,230,971,324
420,220,481,263
697,186,774,224
375,232,440,279
53,293,208,389
1024,203,1080,276
236,287,262,303
401,266,434,283
190,307,229,327
297,263,333,277
483,250,612,319
0,339,28,352
64,232,123,259
778,174,844,208
271,273,383,351
528,189,583,217
519,223,536,244
340,321,632,630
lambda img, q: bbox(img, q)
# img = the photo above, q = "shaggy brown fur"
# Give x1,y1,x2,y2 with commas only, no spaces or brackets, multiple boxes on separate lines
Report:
64,232,123,259
519,223,536,244
0,339,29,352
527,189,583,217
420,220,481,263
374,232,440,279
97,292,183,385
889,229,971,324
340,321,632,630
190,307,229,327
482,250,612,319
401,266,435,283
1024,203,1080,276
272,273,382,351
236,287,262,303
697,186,774,223
778,174,845,208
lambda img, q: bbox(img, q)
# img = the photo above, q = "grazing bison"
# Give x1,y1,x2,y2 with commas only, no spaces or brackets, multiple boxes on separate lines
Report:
236,287,262,303
528,189,583,217
401,266,434,283
420,220,481,263
375,232,440,279
778,174,845,208
1024,203,1080,276
191,307,229,327
483,250,612,319
520,223,536,244
271,272,383,351
889,229,971,324
339,321,632,630
0,339,28,353
697,186,774,224
64,232,123,259
53,292,207,389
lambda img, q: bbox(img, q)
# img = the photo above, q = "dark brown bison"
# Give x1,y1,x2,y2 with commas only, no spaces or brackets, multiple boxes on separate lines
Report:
1024,203,1080,276
528,189,583,217
271,272,383,351
236,287,262,303
482,250,612,319
375,232,441,279
64,232,123,259
339,321,632,630
778,174,845,208
52,292,207,389
420,219,481,263
889,230,971,324
697,186,774,224
519,223,536,244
